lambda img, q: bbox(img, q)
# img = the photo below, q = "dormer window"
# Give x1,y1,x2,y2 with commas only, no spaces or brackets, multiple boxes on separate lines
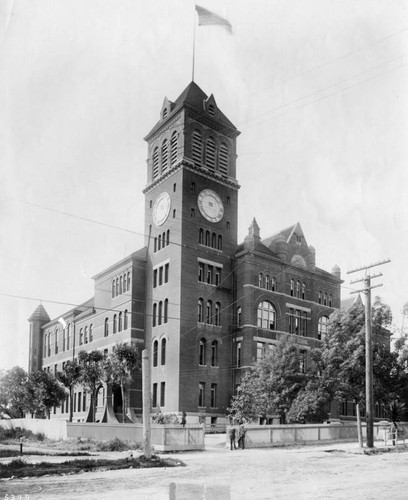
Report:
208,104,215,116
162,108,168,119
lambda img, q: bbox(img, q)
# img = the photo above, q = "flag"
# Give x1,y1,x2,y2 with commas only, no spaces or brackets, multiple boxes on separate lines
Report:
58,317,67,329
195,5,232,33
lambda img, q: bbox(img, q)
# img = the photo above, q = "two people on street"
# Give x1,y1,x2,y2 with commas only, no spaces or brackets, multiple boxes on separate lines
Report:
228,423,246,450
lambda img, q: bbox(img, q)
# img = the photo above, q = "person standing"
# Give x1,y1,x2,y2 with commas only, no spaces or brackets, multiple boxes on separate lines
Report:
237,424,247,449
228,425,237,450
181,411,187,427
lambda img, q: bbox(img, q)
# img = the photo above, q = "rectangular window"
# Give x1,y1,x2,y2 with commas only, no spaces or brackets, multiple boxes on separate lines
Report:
160,382,165,407
153,269,157,288
78,392,81,412
198,262,204,282
288,308,294,334
83,393,86,412
152,383,157,407
198,382,205,407
159,266,163,286
207,265,213,284
256,342,264,362
210,384,217,408
302,311,307,336
165,263,169,283
215,267,221,286
236,341,242,367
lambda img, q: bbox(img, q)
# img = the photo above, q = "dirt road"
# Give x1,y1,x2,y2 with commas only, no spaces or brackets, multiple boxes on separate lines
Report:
1,436,408,499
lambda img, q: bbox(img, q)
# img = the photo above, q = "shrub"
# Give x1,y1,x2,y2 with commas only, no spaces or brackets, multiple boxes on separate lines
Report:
96,437,129,452
151,412,180,425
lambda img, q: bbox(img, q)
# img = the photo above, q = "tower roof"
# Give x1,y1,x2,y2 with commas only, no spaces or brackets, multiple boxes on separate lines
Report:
28,304,50,323
144,81,239,140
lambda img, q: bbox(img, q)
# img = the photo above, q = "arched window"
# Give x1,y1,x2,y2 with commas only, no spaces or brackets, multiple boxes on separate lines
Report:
166,230,170,246
199,228,204,244
62,328,66,351
271,277,276,291
206,300,213,324
302,282,306,300
153,304,157,327
323,293,328,306
218,143,229,176
211,340,218,366
205,137,216,170
158,234,162,250
257,301,276,330
259,273,264,288
290,279,294,297
79,328,83,346
55,328,59,354
218,234,222,250
164,299,168,323
192,129,202,165
84,326,88,344
205,230,210,246
153,340,158,367
104,318,109,337
161,139,168,172
296,281,301,298
119,276,123,295
127,272,131,291
118,312,122,332
124,310,128,330
113,315,117,334
153,147,159,179
171,131,178,166
318,316,329,341
318,291,322,304
199,338,206,365
43,334,47,357
123,273,127,293
237,306,242,327
212,232,216,248
67,323,70,350
329,294,333,307
89,324,93,342
161,338,166,365
112,280,115,298
158,301,162,325
265,275,270,290
116,278,119,297
47,332,51,356
198,299,204,322
214,302,221,326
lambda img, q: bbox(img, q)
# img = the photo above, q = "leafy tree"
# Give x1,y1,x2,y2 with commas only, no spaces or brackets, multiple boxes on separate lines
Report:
27,370,66,418
0,366,28,418
110,343,141,423
56,360,81,422
78,350,104,422
228,334,309,423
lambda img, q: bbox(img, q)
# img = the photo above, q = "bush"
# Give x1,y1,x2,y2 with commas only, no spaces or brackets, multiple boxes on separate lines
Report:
96,437,130,452
0,427,44,442
151,412,180,425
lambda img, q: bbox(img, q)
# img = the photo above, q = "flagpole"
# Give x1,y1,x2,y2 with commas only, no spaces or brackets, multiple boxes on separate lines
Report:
192,11,196,82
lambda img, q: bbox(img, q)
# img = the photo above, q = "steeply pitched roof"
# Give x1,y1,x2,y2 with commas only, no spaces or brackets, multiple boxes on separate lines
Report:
28,304,50,323
145,81,239,140
262,222,307,248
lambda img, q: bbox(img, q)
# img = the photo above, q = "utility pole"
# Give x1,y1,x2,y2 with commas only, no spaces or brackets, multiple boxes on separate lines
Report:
348,259,390,448
142,349,151,459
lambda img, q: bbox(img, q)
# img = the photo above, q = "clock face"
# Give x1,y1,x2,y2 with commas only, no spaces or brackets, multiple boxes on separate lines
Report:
152,192,171,227
197,189,224,223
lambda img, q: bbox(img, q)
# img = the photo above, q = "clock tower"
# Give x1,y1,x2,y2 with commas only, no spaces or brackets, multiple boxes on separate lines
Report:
143,82,240,421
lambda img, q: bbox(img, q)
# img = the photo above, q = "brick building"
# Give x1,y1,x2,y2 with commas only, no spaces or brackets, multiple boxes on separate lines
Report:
28,82,342,425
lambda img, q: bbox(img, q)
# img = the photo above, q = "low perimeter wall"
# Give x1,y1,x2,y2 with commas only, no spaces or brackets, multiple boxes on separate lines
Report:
241,422,408,448
0,419,204,451
0,418,67,440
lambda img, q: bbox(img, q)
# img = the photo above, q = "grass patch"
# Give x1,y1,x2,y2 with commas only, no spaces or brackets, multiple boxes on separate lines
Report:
0,427,45,442
0,455,184,479
0,449,93,458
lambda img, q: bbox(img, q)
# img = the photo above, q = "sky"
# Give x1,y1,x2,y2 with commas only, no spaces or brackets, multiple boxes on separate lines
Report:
1,0,407,371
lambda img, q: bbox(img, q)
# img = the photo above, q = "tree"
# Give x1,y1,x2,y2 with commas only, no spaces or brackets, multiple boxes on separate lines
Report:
56,360,81,422
110,343,141,423
28,370,66,419
78,350,104,422
0,366,28,418
228,334,309,423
